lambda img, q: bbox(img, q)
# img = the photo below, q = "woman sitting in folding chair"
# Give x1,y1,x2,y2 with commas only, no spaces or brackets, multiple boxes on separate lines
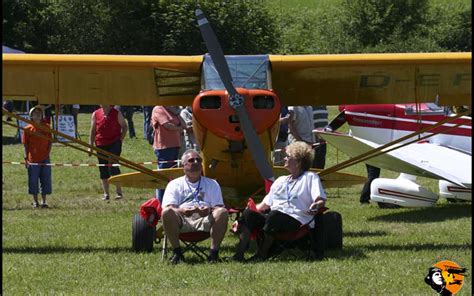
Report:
231,141,326,262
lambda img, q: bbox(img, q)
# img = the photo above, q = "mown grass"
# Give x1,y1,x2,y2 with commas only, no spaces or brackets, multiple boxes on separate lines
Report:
2,107,471,295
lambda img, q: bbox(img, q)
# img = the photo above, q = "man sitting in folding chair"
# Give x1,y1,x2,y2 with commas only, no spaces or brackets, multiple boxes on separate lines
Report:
230,141,326,262
161,149,229,265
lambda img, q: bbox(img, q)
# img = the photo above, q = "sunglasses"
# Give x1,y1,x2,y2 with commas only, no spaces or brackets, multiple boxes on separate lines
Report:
187,157,203,164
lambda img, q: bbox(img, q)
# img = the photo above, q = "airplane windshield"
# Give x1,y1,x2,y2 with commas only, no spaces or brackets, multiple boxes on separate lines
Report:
202,54,270,90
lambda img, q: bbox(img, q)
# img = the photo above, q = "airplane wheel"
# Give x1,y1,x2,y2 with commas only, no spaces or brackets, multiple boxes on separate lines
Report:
323,211,343,250
132,213,155,252
377,202,401,209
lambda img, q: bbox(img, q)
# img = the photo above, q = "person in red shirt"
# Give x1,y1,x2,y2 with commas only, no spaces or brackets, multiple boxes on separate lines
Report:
22,105,53,208
89,105,128,201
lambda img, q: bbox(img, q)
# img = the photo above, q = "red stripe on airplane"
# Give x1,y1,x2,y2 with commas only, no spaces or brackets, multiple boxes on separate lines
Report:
447,186,472,193
346,114,471,137
378,188,435,202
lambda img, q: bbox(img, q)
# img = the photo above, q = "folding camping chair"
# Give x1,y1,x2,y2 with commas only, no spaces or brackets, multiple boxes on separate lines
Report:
261,207,328,261
161,231,211,261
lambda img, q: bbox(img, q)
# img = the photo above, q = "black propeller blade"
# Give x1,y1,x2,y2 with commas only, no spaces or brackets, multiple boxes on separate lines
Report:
195,8,275,182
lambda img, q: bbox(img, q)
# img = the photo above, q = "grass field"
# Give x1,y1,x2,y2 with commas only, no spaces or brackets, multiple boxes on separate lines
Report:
2,107,471,295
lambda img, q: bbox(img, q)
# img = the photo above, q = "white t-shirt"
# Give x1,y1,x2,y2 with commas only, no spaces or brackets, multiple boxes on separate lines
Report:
262,171,326,225
162,176,224,208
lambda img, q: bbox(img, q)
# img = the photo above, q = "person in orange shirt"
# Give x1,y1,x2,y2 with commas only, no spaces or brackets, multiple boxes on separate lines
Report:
22,105,53,208
151,106,186,202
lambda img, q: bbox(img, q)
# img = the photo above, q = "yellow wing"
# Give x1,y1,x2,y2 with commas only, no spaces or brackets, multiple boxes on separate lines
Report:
2,54,203,106
270,52,471,106
272,166,367,188
5,52,470,107
108,168,184,189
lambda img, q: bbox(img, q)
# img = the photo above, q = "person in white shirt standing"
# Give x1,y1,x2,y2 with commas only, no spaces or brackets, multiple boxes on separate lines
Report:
288,106,315,145
230,141,326,262
161,149,229,264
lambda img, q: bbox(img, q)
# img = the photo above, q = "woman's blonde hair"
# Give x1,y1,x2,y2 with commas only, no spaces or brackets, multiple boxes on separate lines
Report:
285,141,314,171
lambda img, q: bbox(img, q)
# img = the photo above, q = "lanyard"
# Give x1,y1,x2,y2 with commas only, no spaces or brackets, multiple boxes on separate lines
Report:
286,174,302,205
186,177,202,204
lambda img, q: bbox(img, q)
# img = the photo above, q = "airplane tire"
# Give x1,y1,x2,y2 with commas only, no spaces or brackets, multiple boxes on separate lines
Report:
323,211,343,250
132,214,155,253
377,202,401,209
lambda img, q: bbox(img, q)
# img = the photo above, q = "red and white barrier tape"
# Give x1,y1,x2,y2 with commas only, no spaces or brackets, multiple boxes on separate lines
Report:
4,143,323,167
3,160,181,167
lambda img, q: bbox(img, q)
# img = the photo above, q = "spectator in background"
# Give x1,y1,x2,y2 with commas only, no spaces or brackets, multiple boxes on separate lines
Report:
119,106,136,139
89,105,128,201
143,106,153,140
288,105,314,146
273,105,290,165
23,105,53,208
312,106,329,169
72,104,80,137
360,164,380,204
152,105,186,202
180,106,198,150
43,104,52,124
3,100,13,121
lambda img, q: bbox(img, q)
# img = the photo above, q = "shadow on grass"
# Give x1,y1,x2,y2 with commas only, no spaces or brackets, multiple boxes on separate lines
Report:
3,246,132,254
344,230,388,237
2,135,20,145
253,241,472,263
369,204,472,223
357,242,472,252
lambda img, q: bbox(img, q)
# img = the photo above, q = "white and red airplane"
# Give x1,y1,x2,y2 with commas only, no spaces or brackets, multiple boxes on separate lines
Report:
316,103,471,207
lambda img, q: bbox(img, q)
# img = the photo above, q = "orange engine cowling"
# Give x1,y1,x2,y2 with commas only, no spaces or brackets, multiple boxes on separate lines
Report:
192,88,281,142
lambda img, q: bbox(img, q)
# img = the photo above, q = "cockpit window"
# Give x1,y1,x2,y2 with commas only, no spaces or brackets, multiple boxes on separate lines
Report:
405,103,448,116
202,54,270,90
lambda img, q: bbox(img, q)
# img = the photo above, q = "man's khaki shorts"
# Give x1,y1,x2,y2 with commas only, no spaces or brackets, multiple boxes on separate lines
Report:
179,212,215,233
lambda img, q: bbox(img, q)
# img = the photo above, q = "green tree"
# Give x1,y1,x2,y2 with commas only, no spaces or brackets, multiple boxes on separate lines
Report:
428,3,471,51
342,0,430,48
2,0,57,52
3,0,280,55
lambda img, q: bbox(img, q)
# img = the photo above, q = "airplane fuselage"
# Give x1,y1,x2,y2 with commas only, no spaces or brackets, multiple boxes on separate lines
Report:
191,88,281,206
341,104,472,154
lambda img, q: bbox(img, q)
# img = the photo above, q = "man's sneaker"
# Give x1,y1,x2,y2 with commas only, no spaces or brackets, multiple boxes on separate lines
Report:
115,193,123,200
40,203,49,208
207,253,220,263
102,194,110,201
309,250,324,261
169,252,185,265
223,254,244,263
32,202,39,208
246,254,266,263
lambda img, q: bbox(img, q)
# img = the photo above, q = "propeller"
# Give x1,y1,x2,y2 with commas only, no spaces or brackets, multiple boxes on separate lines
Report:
195,8,275,184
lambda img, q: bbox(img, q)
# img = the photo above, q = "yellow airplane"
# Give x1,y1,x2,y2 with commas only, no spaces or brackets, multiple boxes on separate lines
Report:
2,9,471,207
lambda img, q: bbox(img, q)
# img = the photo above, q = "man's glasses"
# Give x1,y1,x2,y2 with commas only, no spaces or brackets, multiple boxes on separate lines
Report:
187,157,203,164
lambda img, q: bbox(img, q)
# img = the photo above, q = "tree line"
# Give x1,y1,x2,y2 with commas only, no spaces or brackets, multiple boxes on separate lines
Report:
2,0,471,55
